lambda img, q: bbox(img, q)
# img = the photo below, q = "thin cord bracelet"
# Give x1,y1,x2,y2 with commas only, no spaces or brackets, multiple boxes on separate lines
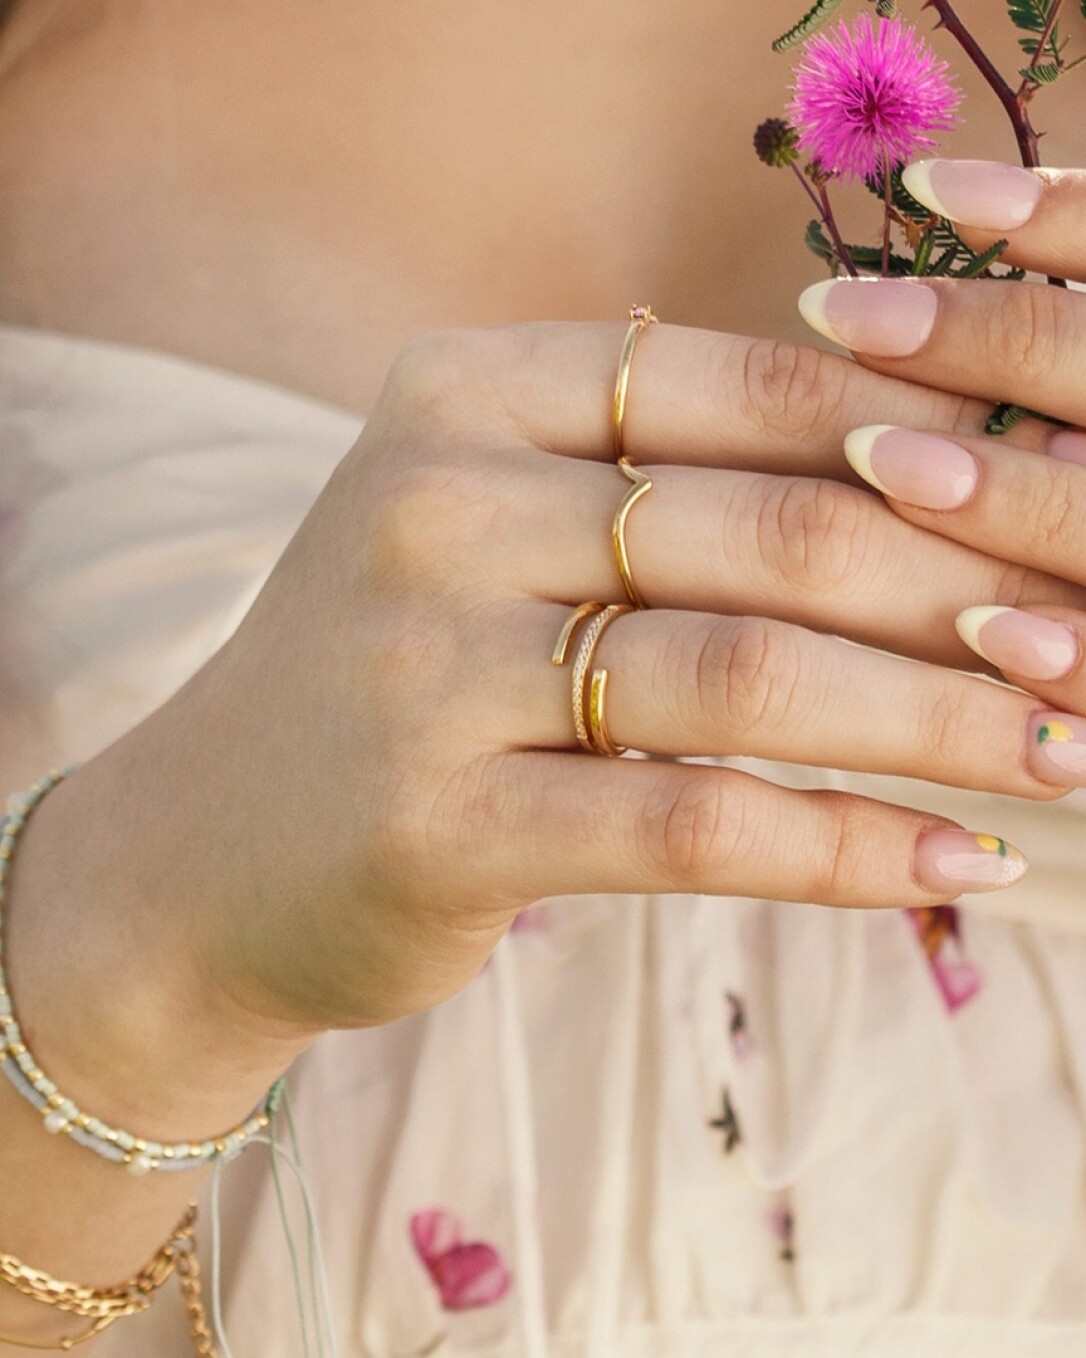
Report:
0,768,284,1176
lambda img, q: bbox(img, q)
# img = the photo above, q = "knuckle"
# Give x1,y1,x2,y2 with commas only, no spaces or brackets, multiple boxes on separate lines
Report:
382,327,480,428
635,771,741,886
998,285,1063,380
806,792,877,903
1017,468,1082,555
757,477,873,594
365,459,496,585
738,339,847,441
687,617,802,737
914,682,973,764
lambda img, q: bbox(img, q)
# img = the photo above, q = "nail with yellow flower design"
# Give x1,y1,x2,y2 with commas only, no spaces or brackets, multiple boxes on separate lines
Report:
1028,713,1086,787
914,829,1029,895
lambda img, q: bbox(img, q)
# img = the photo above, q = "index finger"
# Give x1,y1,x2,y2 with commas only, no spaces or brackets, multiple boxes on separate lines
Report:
394,321,1020,476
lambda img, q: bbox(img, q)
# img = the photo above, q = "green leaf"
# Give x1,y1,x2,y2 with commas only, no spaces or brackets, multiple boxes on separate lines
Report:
804,219,836,263
1020,61,1063,83
985,403,1030,435
1006,0,1055,34
928,245,961,275
772,0,845,52
955,239,1010,277
912,233,935,275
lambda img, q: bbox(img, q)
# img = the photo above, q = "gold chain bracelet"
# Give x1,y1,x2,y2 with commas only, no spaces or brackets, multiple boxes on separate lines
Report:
0,1204,218,1354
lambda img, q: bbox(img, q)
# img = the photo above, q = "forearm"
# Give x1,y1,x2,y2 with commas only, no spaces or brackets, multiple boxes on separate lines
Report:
0,689,315,1351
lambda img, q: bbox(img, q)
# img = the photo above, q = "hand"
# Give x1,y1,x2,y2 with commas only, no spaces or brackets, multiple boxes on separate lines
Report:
73,318,1086,1035
797,161,1086,788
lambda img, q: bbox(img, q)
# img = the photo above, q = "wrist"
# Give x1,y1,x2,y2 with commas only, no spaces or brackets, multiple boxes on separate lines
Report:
3,734,313,1144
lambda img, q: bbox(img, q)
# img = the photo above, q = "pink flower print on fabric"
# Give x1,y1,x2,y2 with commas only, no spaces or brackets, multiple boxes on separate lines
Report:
905,905,984,1013
410,1210,512,1311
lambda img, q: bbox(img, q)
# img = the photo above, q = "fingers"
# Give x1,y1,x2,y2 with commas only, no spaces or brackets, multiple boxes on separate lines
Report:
901,161,1086,285
841,424,1086,586
462,446,1086,669
954,607,1086,784
375,319,1019,482
473,751,1028,907
494,603,1078,799
798,274,1086,428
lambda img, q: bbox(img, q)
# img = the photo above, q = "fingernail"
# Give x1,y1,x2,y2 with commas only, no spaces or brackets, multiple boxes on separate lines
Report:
956,606,1079,681
1048,430,1086,467
1028,712,1086,788
844,425,978,509
798,279,938,357
902,159,1042,231
914,828,1029,894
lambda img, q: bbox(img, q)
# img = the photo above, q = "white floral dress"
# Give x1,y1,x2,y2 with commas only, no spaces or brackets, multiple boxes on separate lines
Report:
3,325,1086,1358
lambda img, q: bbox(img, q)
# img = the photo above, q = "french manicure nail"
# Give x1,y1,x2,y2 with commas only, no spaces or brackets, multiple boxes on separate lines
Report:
798,278,938,357
902,159,1042,232
844,425,978,509
1048,430,1086,467
1028,712,1086,787
956,606,1079,681
914,828,1029,894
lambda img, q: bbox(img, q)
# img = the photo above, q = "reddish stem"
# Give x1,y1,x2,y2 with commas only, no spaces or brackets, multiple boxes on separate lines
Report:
1017,0,1065,97
922,0,1040,165
789,162,859,276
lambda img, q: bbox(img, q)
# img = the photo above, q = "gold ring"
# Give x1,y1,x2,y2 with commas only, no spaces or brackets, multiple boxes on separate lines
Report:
611,304,658,460
612,456,653,610
570,603,633,756
610,305,657,610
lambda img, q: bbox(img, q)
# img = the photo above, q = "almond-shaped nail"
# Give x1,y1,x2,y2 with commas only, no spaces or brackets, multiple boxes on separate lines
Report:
1048,430,1086,467
956,606,1079,681
915,829,1029,895
1028,712,1086,787
902,159,1043,232
798,279,938,358
844,425,978,510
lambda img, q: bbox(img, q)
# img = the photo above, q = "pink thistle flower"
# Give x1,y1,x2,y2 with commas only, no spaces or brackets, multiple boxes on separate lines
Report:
787,14,962,183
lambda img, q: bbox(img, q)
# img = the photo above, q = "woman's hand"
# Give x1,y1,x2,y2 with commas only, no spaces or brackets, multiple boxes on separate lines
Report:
797,162,1086,786
65,317,1086,1037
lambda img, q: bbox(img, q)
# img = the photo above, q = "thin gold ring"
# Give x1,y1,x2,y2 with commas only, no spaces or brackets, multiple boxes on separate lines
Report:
611,304,658,460
612,456,653,610
570,603,633,755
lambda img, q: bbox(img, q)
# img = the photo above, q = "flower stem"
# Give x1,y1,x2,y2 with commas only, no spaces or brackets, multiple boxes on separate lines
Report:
921,0,1040,165
789,163,859,276
1016,0,1065,96
920,0,1067,287
882,151,893,278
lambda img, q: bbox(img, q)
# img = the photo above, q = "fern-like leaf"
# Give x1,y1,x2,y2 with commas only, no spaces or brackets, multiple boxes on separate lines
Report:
985,403,1030,436
1020,61,1063,83
1006,0,1055,33
955,239,1010,277
772,0,845,52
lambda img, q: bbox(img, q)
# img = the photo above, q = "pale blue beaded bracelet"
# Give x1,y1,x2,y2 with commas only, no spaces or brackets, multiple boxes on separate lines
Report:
0,767,284,1175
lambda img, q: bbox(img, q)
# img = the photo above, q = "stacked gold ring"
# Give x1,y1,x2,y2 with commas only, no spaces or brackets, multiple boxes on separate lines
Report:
551,304,660,758
611,304,657,610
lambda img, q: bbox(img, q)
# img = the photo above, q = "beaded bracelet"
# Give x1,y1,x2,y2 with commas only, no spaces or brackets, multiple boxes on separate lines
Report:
0,768,283,1175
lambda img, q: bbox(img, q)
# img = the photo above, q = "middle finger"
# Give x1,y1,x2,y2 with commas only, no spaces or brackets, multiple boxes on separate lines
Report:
484,447,1086,668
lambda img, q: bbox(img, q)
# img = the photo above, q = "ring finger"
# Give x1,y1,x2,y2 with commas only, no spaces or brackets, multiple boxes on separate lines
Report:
488,602,1084,798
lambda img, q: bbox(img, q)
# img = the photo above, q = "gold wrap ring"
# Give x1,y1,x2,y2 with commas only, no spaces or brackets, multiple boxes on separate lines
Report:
552,602,634,756
611,304,658,610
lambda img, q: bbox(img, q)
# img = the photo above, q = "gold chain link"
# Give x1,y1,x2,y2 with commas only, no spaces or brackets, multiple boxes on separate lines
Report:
175,1242,219,1358
0,1205,219,1355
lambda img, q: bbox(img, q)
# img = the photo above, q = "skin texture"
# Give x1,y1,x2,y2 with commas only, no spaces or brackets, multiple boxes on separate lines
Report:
2,1,1086,1347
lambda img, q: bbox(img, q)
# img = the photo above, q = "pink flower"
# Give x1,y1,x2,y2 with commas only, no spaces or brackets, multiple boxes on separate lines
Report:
787,14,962,182
410,1210,511,1311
